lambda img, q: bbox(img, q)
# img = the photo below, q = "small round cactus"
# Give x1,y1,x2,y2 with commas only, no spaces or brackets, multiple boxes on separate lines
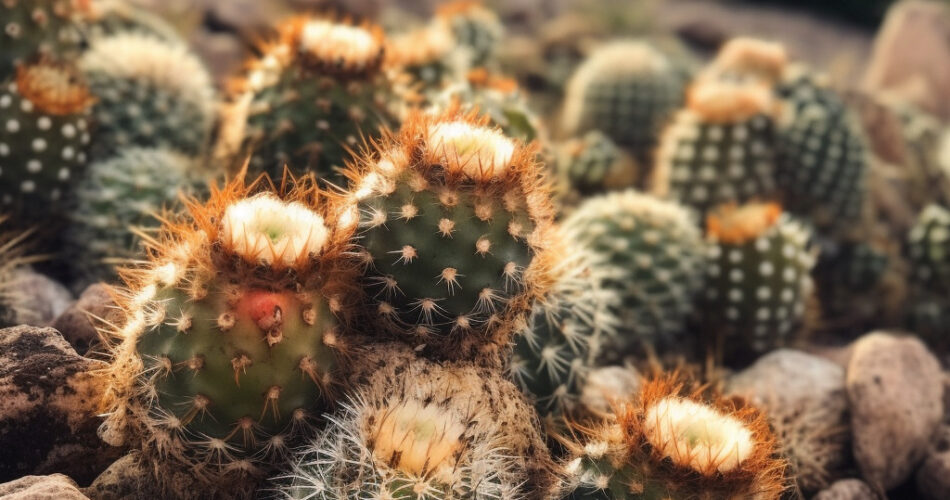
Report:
0,61,94,224
78,0,181,42
1,0,82,80
564,374,786,500
218,16,397,185
100,175,358,489
702,202,815,362
433,69,542,142
651,78,778,219
563,190,705,358
552,130,638,200
385,22,465,102
65,147,205,287
340,109,556,362
775,67,869,235
561,40,688,166
905,204,950,348
273,343,559,499
434,1,504,68
79,32,215,159
704,37,788,85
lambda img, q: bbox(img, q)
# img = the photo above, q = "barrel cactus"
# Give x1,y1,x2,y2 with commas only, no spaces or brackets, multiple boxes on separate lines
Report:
705,37,788,85
433,69,542,142
65,147,205,286
651,78,778,219
386,22,464,103
340,109,556,362
563,190,705,359
702,202,815,362
565,374,786,499
218,16,396,185
79,32,215,159
434,0,504,68
906,204,950,349
1,0,82,79
272,342,559,499
562,40,688,167
553,130,637,200
100,175,357,491
0,60,94,224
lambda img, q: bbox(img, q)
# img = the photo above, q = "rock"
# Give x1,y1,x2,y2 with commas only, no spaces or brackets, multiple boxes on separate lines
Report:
727,349,850,492
916,425,950,500
9,268,73,327
0,474,88,499
812,479,879,500
51,284,116,354
83,452,253,500
0,326,123,485
847,332,943,491
863,1,950,120
579,365,640,415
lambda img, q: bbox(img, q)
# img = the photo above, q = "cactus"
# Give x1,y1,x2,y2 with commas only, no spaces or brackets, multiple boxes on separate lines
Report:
651,78,778,219
561,40,688,167
78,0,182,42
65,147,205,287
0,218,39,328
434,1,504,68
564,374,786,500
552,130,637,199
100,175,358,489
562,190,705,359
1,0,82,80
79,32,215,159
510,234,618,418
341,109,556,362
272,342,559,499
905,204,950,349
433,69,542,142
386,22,466,103
775,66,869,235
0,61,94,224
704,37,788,85
702,202,815,362
218,17,396,185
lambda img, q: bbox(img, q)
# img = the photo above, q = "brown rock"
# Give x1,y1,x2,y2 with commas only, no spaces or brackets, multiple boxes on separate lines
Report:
813,479,880,500
916,425,950,500
83,453,217,500
847,332,943,490
0,326,123,485
0,474,88,499
863,1,950,120
51,284,116,354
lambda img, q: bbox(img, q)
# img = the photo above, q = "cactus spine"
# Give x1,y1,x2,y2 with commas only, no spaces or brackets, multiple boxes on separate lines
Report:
101,176,357,490
341,109,556,361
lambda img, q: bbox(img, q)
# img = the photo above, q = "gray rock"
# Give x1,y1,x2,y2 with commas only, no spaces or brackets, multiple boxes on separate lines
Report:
0,474,88,499
727,349,850,492
916,425,950,500
0,326,123,484
579,365,640,415
847,332,943,490
8,268,73,326
812,479,879,500
51,284,116,354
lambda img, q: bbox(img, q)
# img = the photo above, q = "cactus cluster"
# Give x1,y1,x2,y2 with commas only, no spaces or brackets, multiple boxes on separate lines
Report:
563,190,705,359
100,176,358,488
218,16,396,185
342,110,556,361
702,202,815,361
565,375,785,500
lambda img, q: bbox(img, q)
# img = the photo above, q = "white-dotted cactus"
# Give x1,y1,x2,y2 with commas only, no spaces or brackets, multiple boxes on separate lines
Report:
1,0,83,79
906,204,950,348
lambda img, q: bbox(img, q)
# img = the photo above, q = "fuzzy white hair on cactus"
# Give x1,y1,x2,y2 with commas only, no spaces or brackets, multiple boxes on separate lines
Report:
427,121,515,179
220,194,328,267
299,20,380,67
643,396,754,474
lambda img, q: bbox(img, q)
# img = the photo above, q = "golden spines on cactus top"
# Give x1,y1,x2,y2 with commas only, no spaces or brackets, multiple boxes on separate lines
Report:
705,37,788,85
334,107,557,362
100,173,359,490
564,374,786,500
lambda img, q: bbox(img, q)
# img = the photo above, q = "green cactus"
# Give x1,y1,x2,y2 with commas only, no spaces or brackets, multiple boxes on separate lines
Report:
0,61,94,225
346,111,556,361
651,79,778,219
562,40,688,166
906,204,950,348
553,130,637,199
434,1,503,68
272,343,559,499
775,67,869,235
78,32,215,159
702,202,815,362
101,179,358,488
433,70,541,142
1,0,82,80
562,190,705,359
79,0,182,42
893,103,950,209
219,17,396,186
565,375,785,500
510,235,618,418
65,147,205,287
